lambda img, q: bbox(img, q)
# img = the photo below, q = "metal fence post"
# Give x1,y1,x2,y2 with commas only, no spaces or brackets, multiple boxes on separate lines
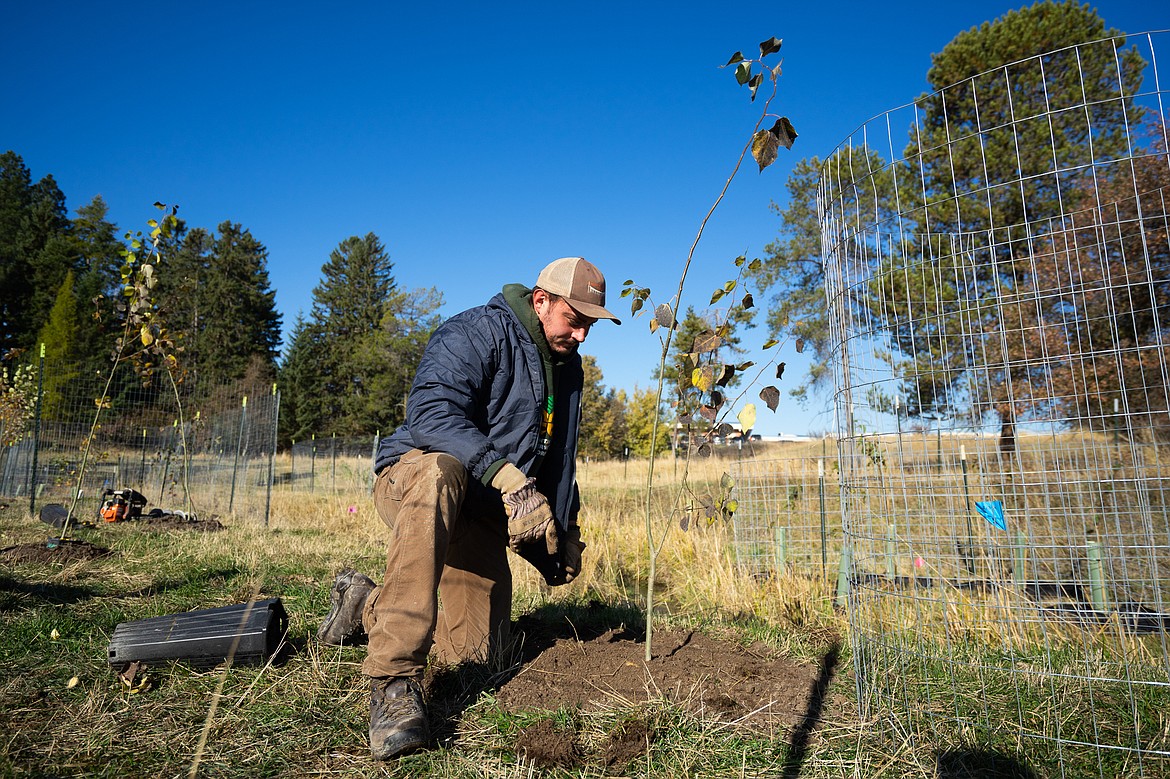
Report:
27,343,45,514
264,385,279,528
229,395,247,513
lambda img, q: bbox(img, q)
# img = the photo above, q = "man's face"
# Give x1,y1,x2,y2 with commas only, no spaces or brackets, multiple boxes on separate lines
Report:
534,289,596,357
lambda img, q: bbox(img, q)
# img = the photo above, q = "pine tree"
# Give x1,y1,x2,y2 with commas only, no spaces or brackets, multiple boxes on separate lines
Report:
34,270,83,421
193,221,282,400
0,151,71,356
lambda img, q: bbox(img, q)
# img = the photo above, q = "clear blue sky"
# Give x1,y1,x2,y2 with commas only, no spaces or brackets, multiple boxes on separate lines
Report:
4,1,1164,435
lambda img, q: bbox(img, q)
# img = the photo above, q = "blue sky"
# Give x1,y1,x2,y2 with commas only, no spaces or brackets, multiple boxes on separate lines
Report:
4,1,1164,435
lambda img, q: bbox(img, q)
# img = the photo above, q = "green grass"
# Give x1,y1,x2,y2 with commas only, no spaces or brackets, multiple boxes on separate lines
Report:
2,481,1168,778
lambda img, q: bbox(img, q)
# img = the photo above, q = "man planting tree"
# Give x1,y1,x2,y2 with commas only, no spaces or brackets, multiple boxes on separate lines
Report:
316,257,620,760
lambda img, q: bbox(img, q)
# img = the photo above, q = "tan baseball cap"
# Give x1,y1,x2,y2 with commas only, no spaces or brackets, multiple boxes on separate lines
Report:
536,257,621,324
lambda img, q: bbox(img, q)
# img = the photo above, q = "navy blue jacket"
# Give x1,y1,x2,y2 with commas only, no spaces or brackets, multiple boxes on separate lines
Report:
373,288,582,530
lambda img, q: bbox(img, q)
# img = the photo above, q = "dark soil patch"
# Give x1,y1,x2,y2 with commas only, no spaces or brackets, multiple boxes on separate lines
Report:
515,719,581,769
1,539,113,564
134,513,224,531
495,626,827,733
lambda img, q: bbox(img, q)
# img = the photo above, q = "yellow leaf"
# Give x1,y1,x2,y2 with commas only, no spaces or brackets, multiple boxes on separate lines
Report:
66,676,79,689
692,367,715,393
737,403,757,433
140,325,154,346
50,628,60,640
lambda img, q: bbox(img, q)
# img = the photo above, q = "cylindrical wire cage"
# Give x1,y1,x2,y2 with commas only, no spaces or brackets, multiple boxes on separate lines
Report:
820,30,1170,775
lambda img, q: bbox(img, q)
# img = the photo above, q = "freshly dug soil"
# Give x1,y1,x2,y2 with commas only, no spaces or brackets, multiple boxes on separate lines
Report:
1,539,113,564
134,513,224,531
477,613,846,770
497,626,828,730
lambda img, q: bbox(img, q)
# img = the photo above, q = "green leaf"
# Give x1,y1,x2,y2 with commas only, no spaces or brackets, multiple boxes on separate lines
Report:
762,338,779,350
734,255,746,267
735,61,751,85
758,37,782,57
723,279,737,292
725,51,744,66
710,288,725,305
771,117,798,150
748,258,762,272
631,297,644,314
748,73,763,101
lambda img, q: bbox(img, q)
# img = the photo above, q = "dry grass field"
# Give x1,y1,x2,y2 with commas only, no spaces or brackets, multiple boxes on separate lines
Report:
1,445,1135,777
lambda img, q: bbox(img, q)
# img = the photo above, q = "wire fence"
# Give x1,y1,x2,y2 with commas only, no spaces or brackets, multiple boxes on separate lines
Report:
807,28,1170,776
0,354,378,527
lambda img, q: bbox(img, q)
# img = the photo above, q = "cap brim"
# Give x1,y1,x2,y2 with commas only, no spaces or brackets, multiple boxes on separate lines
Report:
568,300,621,325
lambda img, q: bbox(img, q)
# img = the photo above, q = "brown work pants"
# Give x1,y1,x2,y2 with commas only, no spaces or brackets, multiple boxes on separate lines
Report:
360,449,512,679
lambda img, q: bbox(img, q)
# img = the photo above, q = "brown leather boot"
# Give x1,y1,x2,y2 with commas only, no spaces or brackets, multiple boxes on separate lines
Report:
369,676,429,759
316,568,375,645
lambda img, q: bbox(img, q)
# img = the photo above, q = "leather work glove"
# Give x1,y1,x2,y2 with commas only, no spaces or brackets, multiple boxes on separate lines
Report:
492,463,559,555
562,523,586,583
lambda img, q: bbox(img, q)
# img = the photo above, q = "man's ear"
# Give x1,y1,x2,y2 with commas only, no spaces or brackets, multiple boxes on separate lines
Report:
532,287,549,314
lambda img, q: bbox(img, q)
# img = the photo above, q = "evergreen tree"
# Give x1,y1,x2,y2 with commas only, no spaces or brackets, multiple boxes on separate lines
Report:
193,221,282,399
281,233,443,437
0,151,71,356
34,270,83,421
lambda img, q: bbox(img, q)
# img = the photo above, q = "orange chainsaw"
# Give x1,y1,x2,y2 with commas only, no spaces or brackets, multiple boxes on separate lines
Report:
99,488,148,523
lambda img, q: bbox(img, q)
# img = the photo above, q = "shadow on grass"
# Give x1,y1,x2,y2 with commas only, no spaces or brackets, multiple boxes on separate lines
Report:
0,572,99,609
935,748,1038,778
780,640,841,779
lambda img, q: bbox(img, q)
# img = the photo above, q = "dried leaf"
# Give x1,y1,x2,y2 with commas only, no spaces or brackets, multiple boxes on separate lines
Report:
760,385,780,412
777,361,786,379
742,292,754,309
752,128,779,171
699,404,717,422
66,676,79,689
654,303,676,329
795,338,805,354
715,365,735,387
693,331,722,353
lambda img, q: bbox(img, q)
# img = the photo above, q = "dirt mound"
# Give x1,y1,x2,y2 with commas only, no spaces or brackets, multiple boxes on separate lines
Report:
496,626,828,732
1,539,113,564
135,513,224,531
477,611,846,770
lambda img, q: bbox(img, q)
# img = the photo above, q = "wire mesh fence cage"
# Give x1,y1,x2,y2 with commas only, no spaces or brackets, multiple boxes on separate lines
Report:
819,30,1170,775
0,355,281,526
730,452,845,581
